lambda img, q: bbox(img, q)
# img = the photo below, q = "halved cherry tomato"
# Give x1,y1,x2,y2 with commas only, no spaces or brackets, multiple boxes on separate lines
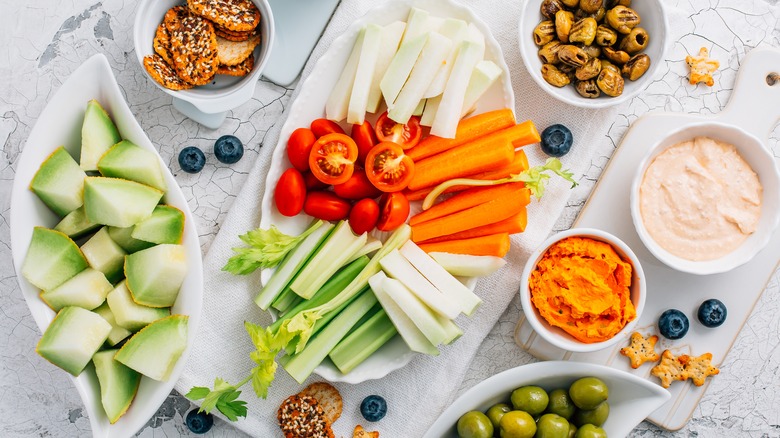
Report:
377,192,410,231
351,121,378,165
375,111,422,150
275,168,306,217
287,127,317,172
304,191,351,221
308,133,358,185
303,171,330,191
365,142,415,192
311,119,345,138
349,198,380,235
333,170,382,200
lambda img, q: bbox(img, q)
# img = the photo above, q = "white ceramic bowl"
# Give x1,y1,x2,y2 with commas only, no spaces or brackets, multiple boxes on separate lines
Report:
517,0,669,108
424,361,670,438
629,122,780,275
133,0,274,115
519,228,646,353
9,54,203,438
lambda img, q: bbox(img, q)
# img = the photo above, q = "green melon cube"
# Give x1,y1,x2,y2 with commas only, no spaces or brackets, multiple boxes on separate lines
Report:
29,146,86,217
36,306,111,376
107,226,155,254
98,140,167,192
125,244,186,308
92,349,141,423
80,100,121,172
22,227,89,291
93,302,132,346
54,206,100,240
80,227,126,284
131,205,184,245
106,281,170,331
40,268,112,311
83,177,163,228
115,314,188,381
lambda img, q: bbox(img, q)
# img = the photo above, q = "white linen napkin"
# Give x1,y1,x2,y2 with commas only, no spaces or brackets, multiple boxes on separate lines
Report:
174,0,667,436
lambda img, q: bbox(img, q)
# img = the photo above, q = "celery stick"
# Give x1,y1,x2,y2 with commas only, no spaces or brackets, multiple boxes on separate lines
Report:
382,277,449,346
282,289,378,383
271,287,300,314
346,237,383,265
255,222,334,310
329,307,398,374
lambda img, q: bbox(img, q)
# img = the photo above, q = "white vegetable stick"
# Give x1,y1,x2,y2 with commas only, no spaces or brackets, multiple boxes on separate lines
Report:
382,277,449,346
429,252,507,277
380,34,428,109
367,21,406,114
423,18,468,98
325,28,365,122
420,94,441,127
380,249,460,319
399,7,430,47
461,60,503,117
348,24,383,124
430,40,483,138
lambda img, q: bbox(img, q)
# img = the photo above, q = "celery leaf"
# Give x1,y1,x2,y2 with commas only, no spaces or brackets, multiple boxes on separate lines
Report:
223,220,323,275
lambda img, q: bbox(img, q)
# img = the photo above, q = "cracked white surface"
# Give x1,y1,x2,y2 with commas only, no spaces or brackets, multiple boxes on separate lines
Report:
0,0,778,437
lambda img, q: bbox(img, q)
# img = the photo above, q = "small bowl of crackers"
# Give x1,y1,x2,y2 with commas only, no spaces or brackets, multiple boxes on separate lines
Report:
133,0,274,127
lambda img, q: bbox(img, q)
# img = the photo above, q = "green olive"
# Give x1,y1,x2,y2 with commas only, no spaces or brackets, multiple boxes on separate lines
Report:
458,411,494,438
568,377,609,410
535,413,570,438
568,424,578,438
573,424,607,438
500,411,537,438
572,401,609,427
545,388,576,420
487,403,513,430
511,386,549,416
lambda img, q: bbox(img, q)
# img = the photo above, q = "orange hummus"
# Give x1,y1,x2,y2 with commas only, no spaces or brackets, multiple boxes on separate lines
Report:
529,236,636,343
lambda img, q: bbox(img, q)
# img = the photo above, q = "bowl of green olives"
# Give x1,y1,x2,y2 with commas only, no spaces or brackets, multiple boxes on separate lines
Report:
424,361,670,438
518,0,669,108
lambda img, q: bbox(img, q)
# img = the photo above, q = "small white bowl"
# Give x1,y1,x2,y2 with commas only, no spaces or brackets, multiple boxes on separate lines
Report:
519,228,646,353
133,0,274,127
630,122,780,275
517,0,669,108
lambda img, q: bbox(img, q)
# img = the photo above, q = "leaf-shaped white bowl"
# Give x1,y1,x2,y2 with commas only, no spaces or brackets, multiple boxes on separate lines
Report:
424,361,670,438
9,54,203,438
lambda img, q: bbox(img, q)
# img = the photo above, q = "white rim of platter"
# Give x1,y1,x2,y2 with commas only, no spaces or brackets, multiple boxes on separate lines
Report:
259,0,516,383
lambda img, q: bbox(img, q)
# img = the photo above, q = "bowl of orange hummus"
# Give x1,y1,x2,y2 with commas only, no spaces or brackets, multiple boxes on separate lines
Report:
520,228,646,352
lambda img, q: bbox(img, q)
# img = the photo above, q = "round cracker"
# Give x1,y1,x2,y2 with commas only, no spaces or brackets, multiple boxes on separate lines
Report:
188,0,260,33
299,382,343,424
217,54,254,76
216,33,261,66
277,394,334,438
169,15,219,86
143,54,193,91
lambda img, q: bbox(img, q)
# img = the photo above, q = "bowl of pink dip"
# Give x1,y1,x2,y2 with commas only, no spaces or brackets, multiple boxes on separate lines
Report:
630,122,780,275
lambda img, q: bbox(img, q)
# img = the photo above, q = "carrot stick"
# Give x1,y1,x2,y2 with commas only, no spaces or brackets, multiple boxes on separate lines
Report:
405,150,529,201
411,190,525,242
420,210,527,244
408,109,516,161
418,233,511,257
410,183,529,226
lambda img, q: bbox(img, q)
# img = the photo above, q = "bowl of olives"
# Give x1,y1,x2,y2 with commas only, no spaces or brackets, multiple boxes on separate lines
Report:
423,361,670,438
518,0,669,108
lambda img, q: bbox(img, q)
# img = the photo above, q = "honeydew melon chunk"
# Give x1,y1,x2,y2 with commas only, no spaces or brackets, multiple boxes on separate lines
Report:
83,177,163,228
423,18,469,98
381,276,449,346
29,146,86,217
81,227,127,284
461,60,503,117
97,140,167,192
80,99,121,172
22,227,89,291
388,32,452,124
125,244,187,308
36,306,111,376
131,205,185,245
107,226,154,253
366,21,406,114
40,268,113,311
92,349,141,423
431,40,485,138
399,7,430,47
347,24,383,125
325,28,365,122
420,95,441,127
429,252,507,277
93,302,132,346
55,206,100,240
380,34,428,109
106,282,170,331
114,314,188,381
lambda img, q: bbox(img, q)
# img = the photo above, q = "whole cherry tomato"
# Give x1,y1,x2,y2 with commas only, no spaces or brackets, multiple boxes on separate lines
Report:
311,118,345,138
351,121,378,165
333,170,382,200
365,142,415,192
287,127,317,172
303,171,330,191
308,133,358,185
377,192,410,231
304,191,351,221
349,198,380,235
275,168,306,217
375,111,422,150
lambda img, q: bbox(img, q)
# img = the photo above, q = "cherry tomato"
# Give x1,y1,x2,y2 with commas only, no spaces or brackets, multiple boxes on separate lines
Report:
287,128,317,172
311,119,345,138
303,191,351,221
275,168,306,217
351,121,378,165
333,170,382,200
377,192,410,231
308,133,358,185
303,171,330,191
349,198,380,235
375,111,422,150
365,142,415,192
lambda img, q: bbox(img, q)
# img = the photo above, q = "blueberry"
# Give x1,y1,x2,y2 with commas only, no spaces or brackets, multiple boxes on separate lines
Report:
185,409,213,434
658,309,689,340
540,124,573,157
360,395,387,422
178,146,206,173
214,135,244,164
698,299,727,328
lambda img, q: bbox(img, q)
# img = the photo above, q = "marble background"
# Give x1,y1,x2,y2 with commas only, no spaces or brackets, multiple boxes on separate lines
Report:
1,0,778,437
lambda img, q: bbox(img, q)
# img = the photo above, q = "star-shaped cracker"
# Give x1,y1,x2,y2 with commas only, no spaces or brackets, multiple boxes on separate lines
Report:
354,425,380,438
620,332,660,369
679,352,720,386
651,350,689,388
686,47,719,86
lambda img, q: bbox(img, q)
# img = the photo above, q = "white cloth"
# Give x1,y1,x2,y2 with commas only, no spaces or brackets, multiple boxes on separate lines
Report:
175,0,659,436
